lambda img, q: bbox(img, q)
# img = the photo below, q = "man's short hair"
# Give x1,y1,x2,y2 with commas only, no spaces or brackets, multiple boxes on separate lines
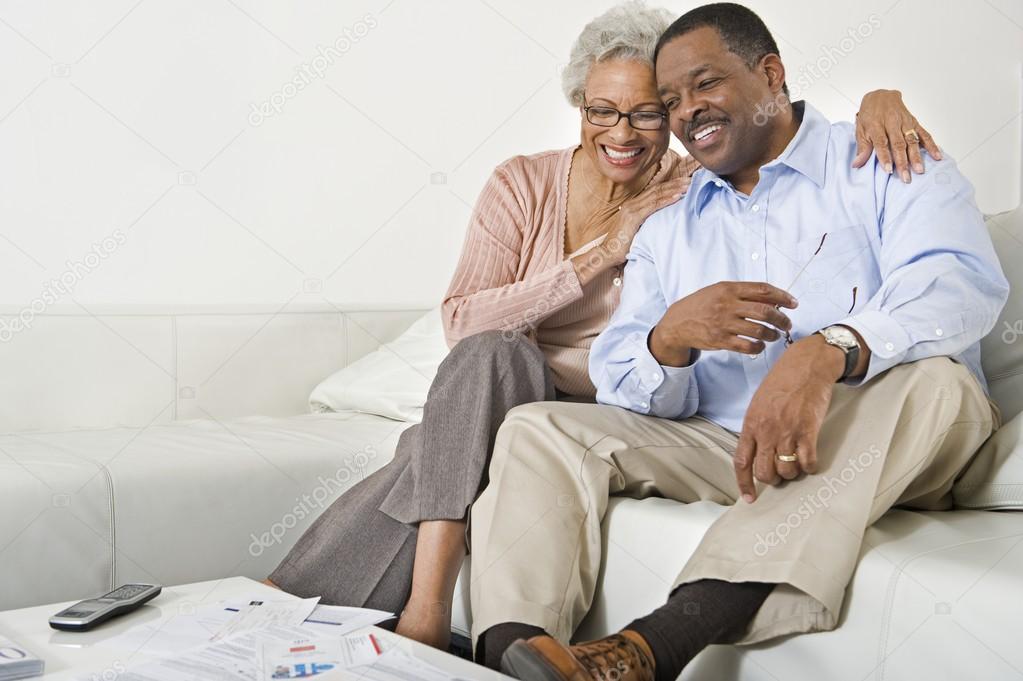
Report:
654,2,788,95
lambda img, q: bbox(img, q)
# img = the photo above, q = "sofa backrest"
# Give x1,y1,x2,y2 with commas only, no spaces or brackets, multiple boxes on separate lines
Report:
1,207,1020,435
983,207,1023,422
0,305,428,433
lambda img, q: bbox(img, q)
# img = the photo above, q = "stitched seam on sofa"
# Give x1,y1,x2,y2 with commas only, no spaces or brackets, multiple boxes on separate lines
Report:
0,308,427,318
18,445,120,587
987,366,1023,382
171,315,179,421
342,313,350,367
98,463,117,590
876,528,1023,675
7,407,343,438
954,483,1023,491
679,552,851,592
954,484,1023,508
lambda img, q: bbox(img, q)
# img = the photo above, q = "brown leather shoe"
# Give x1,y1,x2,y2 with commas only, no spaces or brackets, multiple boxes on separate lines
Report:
500,630,655,681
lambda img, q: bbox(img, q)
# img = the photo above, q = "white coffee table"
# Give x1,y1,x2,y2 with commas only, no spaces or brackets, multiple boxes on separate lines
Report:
0,576,506,680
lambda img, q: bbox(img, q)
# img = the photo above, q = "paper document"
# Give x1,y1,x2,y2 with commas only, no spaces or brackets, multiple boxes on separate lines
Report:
96,597,394,657
352,647,464,681
210,598,320,641
95,600,239,655
84,625,476,681
78,624,322,681
301,604,393,636
260,632,382,679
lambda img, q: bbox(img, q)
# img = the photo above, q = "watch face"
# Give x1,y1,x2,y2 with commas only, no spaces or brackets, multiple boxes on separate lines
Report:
825,325,857,348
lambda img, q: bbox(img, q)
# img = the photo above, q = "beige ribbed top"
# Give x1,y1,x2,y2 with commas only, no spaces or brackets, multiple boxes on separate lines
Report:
441,146,685,396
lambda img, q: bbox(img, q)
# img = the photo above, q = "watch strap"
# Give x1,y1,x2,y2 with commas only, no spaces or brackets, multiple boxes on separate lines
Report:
839,343,859,381
816,328,859,381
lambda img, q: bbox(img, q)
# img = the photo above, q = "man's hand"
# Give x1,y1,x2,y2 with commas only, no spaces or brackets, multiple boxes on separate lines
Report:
733,334,846,503
650,282,798,367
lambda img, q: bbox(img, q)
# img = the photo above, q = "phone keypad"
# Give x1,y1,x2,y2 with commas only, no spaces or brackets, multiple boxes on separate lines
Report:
104,584,152,600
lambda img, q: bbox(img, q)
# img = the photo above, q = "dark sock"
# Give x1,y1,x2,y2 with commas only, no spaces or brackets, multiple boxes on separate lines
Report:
627,579,774,681
476,622,546,670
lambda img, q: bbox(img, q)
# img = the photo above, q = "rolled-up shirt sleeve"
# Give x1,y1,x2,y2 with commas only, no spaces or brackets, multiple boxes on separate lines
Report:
838,155,1009,385
590,217,700,418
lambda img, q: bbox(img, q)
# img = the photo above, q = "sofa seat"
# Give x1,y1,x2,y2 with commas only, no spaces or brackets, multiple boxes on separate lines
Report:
3,398,1022,681
450,497,1023,681
0,412,410,611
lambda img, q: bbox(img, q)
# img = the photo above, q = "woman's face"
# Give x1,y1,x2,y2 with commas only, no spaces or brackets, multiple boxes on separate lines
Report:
579,59,670,186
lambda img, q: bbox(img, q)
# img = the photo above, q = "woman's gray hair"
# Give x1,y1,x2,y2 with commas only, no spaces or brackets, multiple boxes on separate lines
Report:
561,1,674,107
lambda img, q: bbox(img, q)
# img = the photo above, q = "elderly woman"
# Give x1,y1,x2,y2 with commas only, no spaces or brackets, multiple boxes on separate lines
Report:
266,0,940,654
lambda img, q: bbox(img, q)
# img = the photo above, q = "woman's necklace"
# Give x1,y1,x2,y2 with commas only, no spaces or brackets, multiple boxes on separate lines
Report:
567,153,659,251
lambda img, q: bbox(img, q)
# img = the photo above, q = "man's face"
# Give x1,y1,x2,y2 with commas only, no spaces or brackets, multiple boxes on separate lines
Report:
655,26,778,177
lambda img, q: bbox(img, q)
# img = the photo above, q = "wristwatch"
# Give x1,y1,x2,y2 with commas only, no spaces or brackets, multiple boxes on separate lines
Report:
816,325,860,381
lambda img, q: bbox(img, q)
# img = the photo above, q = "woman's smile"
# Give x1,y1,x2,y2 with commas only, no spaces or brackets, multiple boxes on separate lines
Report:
599,142,648,168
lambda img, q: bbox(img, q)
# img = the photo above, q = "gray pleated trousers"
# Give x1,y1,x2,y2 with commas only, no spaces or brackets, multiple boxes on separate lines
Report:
268,330,557,614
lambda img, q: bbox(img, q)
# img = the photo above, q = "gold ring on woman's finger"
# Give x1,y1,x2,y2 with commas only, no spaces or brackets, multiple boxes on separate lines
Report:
903,128,920,144
776,453,798,463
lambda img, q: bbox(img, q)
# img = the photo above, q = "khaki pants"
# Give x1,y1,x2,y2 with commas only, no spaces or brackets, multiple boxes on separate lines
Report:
469,358,997,646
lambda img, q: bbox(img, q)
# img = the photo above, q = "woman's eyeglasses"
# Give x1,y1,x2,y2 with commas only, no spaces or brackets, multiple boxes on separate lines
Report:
583,104,666,131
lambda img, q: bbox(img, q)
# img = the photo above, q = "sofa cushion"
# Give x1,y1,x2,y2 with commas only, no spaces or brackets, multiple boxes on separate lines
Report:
0,412,412,610
309,308,449,422
954,411,1023,509
981,208,1023,422
0,435,113,610
949,209,1023,509
452,497,1023,681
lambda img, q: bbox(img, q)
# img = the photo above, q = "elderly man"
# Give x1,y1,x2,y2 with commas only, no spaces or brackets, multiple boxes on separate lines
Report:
468,3,1009,681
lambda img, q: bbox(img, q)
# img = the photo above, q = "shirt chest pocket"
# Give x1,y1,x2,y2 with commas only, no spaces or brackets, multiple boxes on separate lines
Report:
796,224,872,263
789,224,879,331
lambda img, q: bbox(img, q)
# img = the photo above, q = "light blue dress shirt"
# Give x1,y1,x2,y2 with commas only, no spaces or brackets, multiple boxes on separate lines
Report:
589,102,1009,434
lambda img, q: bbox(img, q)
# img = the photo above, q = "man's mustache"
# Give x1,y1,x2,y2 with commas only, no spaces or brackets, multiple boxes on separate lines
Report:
685,116,730,140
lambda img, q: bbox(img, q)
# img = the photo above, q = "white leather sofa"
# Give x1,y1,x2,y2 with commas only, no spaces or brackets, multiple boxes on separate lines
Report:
0,306,426,609
2,203,1022,680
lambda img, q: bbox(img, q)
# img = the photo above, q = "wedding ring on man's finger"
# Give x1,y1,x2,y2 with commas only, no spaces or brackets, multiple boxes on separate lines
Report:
775,453,798,463
903,128,920,144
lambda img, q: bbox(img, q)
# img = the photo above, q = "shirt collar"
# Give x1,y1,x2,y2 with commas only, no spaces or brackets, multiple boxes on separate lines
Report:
688,101,831,217
777,101,830,188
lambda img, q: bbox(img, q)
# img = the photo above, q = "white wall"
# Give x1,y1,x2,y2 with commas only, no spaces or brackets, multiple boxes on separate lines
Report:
0,0,1020,312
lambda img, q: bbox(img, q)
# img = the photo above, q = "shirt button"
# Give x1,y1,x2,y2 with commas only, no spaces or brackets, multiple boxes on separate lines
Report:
751,204,760,212
885,342,895,351
935,328,944,337
612,277,622,287
748,353,758,359
651,373,661,381
751,252,760,260
714,180,724,188
640,402,649,409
